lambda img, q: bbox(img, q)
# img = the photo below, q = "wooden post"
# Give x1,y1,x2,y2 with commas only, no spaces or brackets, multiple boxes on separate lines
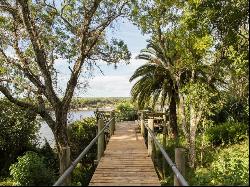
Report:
174,148,186,186
113,111,116,131
96,108,99,121
59,146,71,186
110,111,115,136
140,112,145,137
97,119,104,161
162,108,167,179
148,119,155,160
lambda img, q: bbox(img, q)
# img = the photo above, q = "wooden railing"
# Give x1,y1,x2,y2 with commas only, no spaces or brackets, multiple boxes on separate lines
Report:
53,109,188,186
53,111,115,186
138,110,189,186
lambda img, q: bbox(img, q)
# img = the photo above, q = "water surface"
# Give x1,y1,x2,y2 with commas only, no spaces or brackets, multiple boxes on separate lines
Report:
38,110,95,147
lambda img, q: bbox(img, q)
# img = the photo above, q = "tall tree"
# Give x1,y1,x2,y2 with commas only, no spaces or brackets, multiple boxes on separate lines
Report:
183,0,249,106
179,0,249,167
130,0,223,168
0,0,131,181
129,0,188,140
130,38,188,140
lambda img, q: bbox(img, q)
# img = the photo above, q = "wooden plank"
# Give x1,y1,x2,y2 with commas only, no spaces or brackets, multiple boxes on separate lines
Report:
89,183,160,186
89,121,160,186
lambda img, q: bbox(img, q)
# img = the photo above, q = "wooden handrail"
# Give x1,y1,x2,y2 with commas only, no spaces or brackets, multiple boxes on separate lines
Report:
144,122,189,186
53,117,115,186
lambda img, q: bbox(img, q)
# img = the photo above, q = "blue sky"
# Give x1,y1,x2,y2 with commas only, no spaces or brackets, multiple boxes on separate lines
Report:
85,19,150,97
55,18,150,98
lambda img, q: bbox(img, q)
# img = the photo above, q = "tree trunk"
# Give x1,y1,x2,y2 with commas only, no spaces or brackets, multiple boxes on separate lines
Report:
179,93,189,144
162,108,167,179
53,108,71,185
189,102,203,168
189,104,197,169
169,92,178,140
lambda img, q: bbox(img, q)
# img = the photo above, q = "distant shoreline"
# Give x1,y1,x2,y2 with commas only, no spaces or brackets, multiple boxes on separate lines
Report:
70,106,115,112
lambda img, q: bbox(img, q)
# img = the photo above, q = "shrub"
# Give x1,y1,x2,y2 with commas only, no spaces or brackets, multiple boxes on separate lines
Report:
193,139,249,186
115,101,137,121
9,151,55,186
71,163,96,186
0,100,39,176
156,134,186,186
68,117,97,161
211,97,249,124
211,140,249,185
68,117,97,185
38,140,59,176
205,121,248,146
0,178,16,186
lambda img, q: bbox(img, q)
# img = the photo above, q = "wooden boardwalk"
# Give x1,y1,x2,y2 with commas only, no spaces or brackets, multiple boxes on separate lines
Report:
89,121,160,186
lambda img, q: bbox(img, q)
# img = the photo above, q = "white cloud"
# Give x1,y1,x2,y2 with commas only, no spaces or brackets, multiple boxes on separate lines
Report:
85,75,133,97
79,57,147,97
52,56,147,97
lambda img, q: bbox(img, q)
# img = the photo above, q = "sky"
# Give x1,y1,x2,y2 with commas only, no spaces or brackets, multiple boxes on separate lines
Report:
55,18,150,98
2,18,150,98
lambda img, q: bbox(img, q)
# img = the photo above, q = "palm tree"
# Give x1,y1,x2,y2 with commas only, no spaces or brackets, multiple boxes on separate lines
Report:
130,38,221,168
129,38,191,140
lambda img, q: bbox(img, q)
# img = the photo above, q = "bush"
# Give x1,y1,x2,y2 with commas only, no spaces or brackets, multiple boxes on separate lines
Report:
9,151,55,186
38,140,59,176
210,141,249,185
68,117,97,161
205,121,248,146
115,101,137,121
71,163,96,186
0,100,39,176
68,117,97,185
211,97,249,124
193,139,249,186
0,178,16,186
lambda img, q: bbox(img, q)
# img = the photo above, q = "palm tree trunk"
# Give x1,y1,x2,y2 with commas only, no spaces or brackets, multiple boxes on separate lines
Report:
169,91,178,140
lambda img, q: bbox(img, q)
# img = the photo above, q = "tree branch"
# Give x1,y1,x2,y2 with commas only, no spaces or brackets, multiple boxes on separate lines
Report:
62,0,102,108
0,1,22,22
18,0,61,106
0,47,47,97
0,85,56,129
42,0,77,34
0,85,36,109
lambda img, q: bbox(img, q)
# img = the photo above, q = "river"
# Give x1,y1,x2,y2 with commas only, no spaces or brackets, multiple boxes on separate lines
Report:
38,110,95,147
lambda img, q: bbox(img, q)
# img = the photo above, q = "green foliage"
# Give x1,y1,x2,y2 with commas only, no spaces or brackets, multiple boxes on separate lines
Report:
206,121,248,146
9,151,55,186
68,117,97,185
192,140,249,186
70,97,130,110
210,141,249,185
71,163,96,186
0,100,39,176
211,96,249,124
69,117,97,161
37,140,59,176
115,101,137,121
0,178,16,186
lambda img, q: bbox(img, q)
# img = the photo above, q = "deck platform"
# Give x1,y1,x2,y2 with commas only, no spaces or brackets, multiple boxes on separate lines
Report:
89,121,160,186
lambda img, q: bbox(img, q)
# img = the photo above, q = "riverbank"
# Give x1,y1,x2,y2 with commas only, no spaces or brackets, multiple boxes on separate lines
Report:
70,106,115,111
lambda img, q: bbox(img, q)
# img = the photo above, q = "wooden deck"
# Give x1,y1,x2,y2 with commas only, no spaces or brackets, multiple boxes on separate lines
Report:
89,121,160,186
